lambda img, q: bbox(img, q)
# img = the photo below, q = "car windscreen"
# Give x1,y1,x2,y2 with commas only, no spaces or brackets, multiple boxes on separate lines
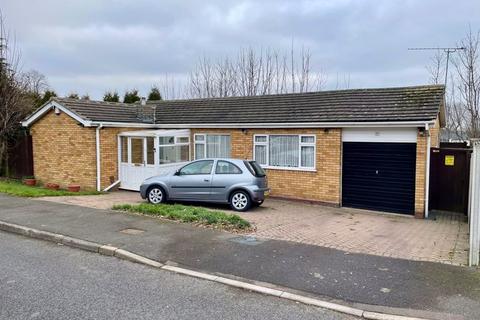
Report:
244,161,266,177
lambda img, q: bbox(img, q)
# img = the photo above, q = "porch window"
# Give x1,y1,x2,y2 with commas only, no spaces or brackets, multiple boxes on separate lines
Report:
158,136,190,165
194,134,231,159
253,134,316,170
146,137,155,165
120,136,128,163
130,138,144,165
118,129,192,192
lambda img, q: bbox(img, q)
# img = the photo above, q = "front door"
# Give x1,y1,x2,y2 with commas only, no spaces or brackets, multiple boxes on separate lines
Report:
119,136,156,190
169,160,214,200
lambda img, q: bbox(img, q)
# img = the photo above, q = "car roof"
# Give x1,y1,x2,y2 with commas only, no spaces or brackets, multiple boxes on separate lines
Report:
194,158,249,164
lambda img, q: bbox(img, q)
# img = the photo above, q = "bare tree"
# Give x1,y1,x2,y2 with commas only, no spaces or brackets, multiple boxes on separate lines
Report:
450,28,480,139
21,70,48,94
154,74,185,100
0,12,34,176
20,69,50,107
334,73,351,90
187,46,326,98
426,50,445,85
427,29,480,140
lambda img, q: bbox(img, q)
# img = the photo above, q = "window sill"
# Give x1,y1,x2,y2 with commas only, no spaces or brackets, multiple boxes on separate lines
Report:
261,166,317,173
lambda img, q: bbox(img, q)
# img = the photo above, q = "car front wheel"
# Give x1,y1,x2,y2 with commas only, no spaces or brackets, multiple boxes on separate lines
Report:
229,191,251,212
147,186,166,204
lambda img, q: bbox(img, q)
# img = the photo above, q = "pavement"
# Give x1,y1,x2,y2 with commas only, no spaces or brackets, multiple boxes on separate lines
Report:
0,232,356,320
39,190,469,265
1,194,479,319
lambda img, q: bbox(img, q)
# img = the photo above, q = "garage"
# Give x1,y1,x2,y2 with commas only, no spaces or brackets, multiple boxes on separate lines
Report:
341,128,417,215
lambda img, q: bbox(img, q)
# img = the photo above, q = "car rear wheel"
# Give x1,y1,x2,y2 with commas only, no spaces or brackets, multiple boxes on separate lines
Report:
147,186,166,204
229,191,251,212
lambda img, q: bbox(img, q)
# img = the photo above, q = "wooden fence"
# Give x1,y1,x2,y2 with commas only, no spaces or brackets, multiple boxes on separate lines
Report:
5,135,33,179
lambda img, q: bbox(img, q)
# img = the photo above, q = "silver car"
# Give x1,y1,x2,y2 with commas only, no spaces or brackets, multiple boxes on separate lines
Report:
139,158,269,211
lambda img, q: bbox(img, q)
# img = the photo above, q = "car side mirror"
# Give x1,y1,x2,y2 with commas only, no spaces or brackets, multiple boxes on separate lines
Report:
174,169,181,176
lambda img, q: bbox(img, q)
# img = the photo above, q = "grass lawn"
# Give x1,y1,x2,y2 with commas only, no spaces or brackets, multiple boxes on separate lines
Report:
112,203,251,231
0,180,103,197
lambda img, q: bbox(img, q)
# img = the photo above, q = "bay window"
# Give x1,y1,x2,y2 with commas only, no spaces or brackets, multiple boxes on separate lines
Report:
195,134,231,159
253,134,316,170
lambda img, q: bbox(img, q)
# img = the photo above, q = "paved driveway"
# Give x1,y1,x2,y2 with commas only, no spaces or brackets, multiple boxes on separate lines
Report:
38,191,469,265
238,200,469,265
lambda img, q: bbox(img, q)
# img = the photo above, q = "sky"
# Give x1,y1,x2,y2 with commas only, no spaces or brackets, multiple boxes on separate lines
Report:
1,0,479,100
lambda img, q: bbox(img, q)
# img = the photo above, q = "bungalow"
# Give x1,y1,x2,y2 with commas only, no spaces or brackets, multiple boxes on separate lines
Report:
21,85,445,218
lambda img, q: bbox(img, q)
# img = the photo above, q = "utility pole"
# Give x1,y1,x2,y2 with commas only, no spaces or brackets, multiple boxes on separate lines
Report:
408,47,465,90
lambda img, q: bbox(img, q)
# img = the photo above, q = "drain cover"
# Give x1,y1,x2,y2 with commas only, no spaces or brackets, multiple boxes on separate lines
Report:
119,228,145,235
229,235,264,246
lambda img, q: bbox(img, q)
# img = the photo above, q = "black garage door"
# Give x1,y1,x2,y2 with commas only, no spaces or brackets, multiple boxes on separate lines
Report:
342,142,416,215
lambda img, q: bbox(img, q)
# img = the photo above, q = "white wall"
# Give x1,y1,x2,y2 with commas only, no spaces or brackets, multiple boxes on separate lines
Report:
342,128,418,143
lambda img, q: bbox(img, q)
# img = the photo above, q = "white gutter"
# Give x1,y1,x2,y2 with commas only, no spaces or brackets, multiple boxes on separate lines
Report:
424,123,431,219
90,121,155,128
95,124,103,192
90,120,435,129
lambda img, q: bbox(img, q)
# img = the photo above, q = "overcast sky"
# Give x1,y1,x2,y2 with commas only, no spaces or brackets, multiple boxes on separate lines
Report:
2,0,479,99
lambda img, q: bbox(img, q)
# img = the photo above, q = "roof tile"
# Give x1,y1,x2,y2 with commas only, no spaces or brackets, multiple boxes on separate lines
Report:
50,85,444,125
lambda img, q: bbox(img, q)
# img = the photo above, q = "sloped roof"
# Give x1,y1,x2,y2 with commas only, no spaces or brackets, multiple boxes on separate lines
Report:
151,85,444,124
51,98,142,123
23,85,445,127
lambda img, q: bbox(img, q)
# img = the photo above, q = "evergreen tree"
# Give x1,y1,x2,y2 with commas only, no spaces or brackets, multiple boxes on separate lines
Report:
103,91,120,102
147,86,162,101
123,89,141,103
39,90,57,106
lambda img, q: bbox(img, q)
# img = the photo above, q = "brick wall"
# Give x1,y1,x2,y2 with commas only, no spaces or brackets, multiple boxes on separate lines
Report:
415,131,427,218
29,111,150,191
430,117,441,148
30,110,97,189
413,117,440,218
190,128,342,205
30,114,430,215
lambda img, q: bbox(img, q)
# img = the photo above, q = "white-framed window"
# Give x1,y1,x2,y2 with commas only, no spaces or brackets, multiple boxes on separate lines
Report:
194,134,231,159
254,135,268,165
158,136,190,165
253,134,316,170
120,136,128,163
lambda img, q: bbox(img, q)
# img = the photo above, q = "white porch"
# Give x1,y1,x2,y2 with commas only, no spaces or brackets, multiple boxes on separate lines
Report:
118,129,191,191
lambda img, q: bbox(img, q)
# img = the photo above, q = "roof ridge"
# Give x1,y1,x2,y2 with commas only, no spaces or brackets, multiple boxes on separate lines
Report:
53,97,135,107
146,84,445,104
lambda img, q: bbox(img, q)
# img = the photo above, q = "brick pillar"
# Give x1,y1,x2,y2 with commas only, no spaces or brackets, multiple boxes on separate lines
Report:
414,131,427,218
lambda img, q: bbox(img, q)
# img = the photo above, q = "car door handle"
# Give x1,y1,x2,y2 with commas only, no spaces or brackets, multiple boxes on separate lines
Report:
204,179,210,182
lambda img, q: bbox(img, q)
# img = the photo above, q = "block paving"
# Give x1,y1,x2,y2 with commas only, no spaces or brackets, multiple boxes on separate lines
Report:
38,191,469,265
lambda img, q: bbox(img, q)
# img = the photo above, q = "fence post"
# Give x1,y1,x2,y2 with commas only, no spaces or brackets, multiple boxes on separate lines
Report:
469,139,480,266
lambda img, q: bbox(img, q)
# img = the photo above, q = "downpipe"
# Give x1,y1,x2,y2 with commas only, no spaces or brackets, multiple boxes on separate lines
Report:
95,124,103,192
